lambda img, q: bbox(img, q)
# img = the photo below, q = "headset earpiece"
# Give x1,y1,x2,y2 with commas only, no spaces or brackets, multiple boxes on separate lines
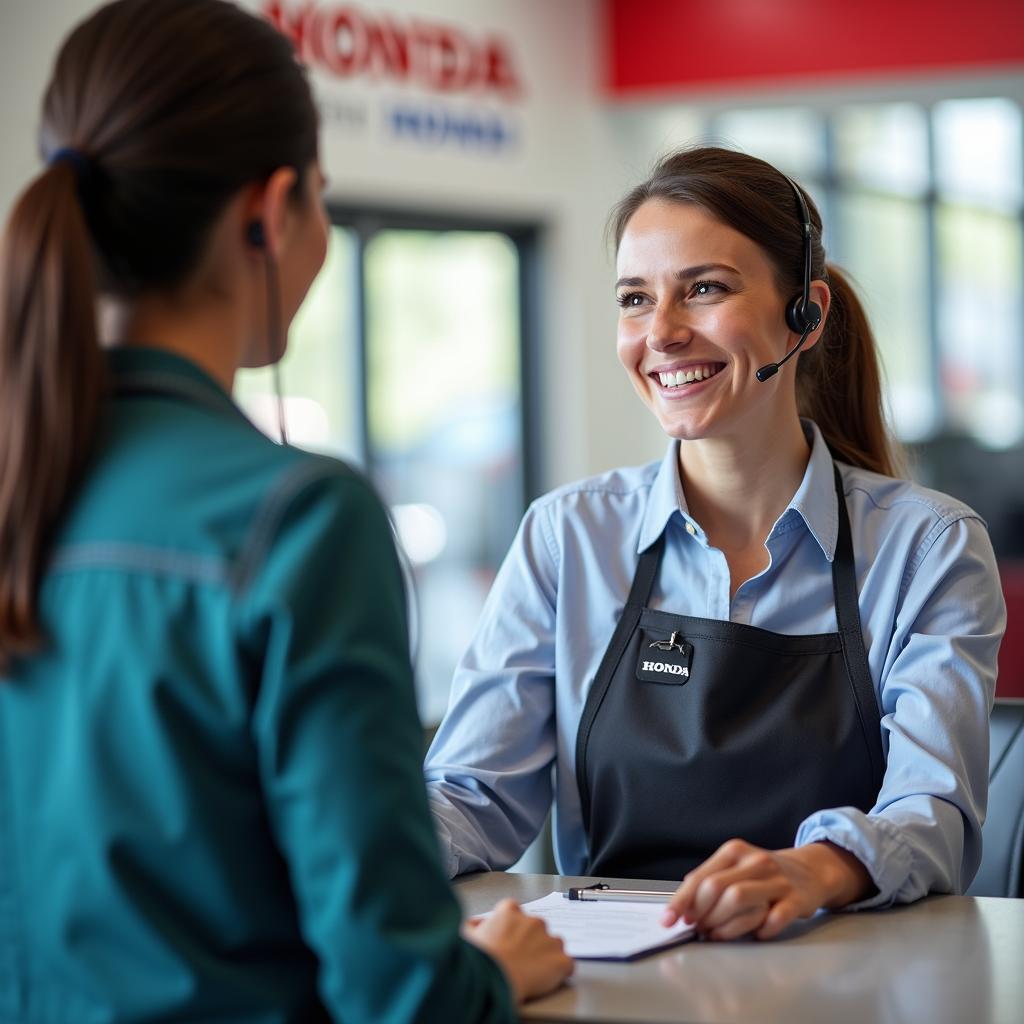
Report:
785,293,822,335
247,220,266,248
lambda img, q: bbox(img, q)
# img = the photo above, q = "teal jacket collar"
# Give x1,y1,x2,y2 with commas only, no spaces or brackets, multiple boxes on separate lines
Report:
106,346,246,423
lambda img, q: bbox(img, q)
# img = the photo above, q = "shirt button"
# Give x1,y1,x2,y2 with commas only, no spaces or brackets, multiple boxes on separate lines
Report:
686,522,696,536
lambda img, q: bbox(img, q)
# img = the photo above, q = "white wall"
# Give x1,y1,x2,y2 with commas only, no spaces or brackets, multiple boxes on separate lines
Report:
0,0,667,491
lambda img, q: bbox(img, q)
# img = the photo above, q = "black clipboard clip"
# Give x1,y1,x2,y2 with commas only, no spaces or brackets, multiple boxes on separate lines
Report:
566,883,608,901
649,630,686,653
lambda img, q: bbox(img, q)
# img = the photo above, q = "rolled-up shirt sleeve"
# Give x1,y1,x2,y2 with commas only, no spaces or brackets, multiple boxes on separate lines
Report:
796,513,1005,908
425,501,560,878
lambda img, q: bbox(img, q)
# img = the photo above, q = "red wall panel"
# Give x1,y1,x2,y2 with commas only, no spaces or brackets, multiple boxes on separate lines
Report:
998,564,1024,700
606,0,1024,96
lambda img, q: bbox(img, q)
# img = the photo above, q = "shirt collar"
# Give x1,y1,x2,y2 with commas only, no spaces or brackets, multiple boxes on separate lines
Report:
638,440,687,553
106,346,243,420
636,420,839,559
785,419,840,561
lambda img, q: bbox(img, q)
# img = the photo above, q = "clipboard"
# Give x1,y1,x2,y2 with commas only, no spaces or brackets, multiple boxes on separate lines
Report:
518,891,697,960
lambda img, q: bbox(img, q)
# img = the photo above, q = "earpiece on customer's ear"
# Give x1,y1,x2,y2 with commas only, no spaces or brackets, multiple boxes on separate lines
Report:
246,220,266,248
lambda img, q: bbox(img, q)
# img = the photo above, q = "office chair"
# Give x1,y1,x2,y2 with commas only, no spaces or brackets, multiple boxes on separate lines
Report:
967,700,1024,898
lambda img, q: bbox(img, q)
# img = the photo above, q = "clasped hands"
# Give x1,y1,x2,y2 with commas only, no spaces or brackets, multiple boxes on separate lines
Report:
661,838,874,941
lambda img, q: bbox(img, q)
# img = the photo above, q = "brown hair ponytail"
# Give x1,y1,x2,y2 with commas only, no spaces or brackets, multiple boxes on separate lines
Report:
0,161,103,665
796,265,904,477
0,0,318,668
611,146,904,478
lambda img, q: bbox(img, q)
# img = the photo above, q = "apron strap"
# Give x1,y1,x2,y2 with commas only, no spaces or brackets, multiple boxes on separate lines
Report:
576,533,666,831
576,466,886,836
830,464,886,793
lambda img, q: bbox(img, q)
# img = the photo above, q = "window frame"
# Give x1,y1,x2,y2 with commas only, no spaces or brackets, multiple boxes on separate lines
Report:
327,203,545,505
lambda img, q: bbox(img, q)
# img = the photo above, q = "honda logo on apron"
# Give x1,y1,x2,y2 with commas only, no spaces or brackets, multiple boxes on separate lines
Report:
636,630,693,685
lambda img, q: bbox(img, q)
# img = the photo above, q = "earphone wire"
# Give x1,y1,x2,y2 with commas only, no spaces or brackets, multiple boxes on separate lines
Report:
254,239,418,660
263,250,289,446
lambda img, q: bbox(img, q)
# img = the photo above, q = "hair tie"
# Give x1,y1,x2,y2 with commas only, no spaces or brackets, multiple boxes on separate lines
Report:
48,147,91,179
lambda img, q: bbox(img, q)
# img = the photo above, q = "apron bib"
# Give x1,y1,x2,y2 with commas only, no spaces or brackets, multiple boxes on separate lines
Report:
575,465,884,880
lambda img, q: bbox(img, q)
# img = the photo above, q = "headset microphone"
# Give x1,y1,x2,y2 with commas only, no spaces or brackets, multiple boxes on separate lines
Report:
756,176,822,383
755,320,817,382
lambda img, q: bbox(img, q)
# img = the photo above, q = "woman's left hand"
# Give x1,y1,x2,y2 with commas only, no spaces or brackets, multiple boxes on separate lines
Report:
662,838,873,941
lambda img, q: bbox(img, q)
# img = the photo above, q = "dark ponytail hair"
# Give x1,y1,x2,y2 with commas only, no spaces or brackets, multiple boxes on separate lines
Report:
796,264,903,475
0,0,318,667
610,146,904,478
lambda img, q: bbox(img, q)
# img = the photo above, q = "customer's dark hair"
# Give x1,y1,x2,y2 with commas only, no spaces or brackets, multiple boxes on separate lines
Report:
610,146,903,478
0,0,318,666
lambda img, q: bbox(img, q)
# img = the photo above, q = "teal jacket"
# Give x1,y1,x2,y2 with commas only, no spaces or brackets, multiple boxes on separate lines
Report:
0,348,513,1023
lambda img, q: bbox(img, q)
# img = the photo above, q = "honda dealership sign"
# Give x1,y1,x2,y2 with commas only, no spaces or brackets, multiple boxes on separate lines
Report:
262,1,524,155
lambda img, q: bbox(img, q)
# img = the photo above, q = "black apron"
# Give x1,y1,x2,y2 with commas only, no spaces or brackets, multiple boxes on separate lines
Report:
575,465,885,880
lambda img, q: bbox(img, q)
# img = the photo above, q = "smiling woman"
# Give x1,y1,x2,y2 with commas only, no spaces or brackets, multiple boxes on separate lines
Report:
609,148,899,477
425,145,1005,943
615,200,803,446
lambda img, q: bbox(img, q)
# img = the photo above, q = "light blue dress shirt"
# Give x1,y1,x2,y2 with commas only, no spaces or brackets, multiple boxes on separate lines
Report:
425,420,1006,908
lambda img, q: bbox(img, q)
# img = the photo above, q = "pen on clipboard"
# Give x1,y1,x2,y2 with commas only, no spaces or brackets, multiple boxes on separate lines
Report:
564,883,675,903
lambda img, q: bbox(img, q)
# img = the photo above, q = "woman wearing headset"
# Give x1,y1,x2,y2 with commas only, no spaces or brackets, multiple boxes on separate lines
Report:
426,146,1005,941
0,1,571,1018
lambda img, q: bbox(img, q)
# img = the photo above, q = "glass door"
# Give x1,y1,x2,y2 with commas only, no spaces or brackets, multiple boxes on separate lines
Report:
236,217,534,725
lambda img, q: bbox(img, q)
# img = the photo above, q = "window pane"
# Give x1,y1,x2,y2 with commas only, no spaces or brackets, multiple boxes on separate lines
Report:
934,98,1023,210
936,204,1024,447
835,193,935,440
365,230,523,724
835,103,929,196
235,225,361,461
712,107,825,177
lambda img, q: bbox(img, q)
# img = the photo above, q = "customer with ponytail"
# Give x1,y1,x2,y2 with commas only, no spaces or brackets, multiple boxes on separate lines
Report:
426,146,1005,941
0,1,571,1018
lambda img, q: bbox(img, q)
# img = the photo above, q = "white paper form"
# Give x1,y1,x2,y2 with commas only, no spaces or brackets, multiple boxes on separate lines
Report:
518,892,697,960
